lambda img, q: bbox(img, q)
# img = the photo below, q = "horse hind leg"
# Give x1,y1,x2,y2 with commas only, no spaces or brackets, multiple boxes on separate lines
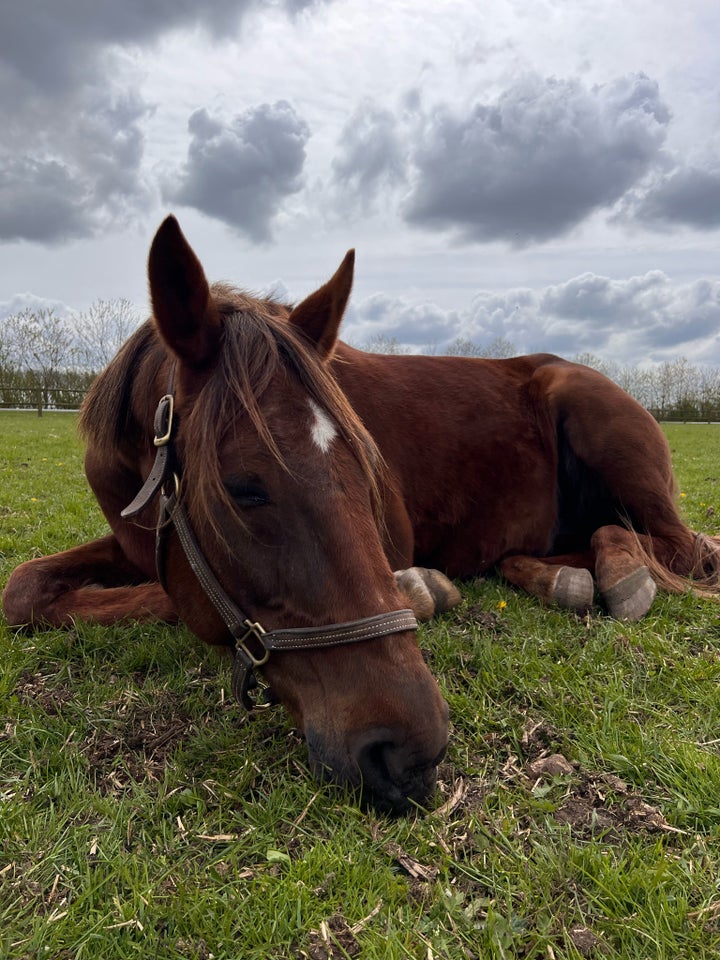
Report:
498,555,595,614
394,567,462,621
591,525,657,620
498,533,657,621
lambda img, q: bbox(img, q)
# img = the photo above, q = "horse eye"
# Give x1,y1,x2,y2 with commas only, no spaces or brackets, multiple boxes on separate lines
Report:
224,479,270,508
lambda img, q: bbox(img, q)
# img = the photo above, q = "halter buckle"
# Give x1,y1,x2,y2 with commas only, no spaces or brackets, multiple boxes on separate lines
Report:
231,645,273,712
153,394,175,447
236,619,271,667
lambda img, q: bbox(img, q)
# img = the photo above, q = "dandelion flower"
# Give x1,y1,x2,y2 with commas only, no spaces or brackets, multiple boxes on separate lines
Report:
497,600,507,610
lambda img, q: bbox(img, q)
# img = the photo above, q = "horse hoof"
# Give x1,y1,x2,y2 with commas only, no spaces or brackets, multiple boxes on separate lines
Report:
601,566,657,621
552,566,595,614
394,567,461,621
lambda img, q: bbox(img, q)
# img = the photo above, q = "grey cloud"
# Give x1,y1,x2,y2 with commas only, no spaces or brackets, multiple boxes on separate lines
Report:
0,1,323,245
166,102,310,242
345,272,720,365
332,102,406,210
525,273,720,359
404,73,670,243
0,158,91,243
0,90,152,244
0,1,310,95
621,164,720,228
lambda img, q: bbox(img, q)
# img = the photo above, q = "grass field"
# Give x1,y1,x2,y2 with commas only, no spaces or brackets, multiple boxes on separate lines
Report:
1,411,720,959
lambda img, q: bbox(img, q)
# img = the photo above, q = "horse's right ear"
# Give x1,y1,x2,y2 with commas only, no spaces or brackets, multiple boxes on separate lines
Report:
288,250,355,359
148,216,222,368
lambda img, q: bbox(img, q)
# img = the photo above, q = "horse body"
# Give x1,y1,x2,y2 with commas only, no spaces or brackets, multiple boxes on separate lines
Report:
332,348,561,574
331,344,702,615
4,215,718,812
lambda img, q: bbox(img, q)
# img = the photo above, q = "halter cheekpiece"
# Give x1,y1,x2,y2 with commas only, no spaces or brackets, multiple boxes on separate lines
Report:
120,367,418,711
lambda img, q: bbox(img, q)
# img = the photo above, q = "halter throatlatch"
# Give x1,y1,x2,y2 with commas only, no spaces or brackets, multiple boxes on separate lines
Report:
121,373,418,711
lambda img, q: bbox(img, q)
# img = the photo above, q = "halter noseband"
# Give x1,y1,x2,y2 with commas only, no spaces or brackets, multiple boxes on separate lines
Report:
120,375,418,711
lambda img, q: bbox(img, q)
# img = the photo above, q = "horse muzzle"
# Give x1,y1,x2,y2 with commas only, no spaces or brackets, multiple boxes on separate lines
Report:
306,704,450,814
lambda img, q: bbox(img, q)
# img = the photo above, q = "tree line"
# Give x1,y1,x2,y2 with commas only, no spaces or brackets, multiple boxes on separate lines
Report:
2,306,720,421
0,300,140,414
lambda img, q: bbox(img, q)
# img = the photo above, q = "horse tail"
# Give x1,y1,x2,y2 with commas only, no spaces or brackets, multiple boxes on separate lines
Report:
632,529,720,600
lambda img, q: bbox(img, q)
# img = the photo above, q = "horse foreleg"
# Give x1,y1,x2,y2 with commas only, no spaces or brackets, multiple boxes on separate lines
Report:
591,525,657,620
2,534,177,628
498,555,595,614
394,567,462,621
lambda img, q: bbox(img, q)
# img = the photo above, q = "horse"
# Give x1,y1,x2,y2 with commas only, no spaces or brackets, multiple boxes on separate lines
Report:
4,216,720,813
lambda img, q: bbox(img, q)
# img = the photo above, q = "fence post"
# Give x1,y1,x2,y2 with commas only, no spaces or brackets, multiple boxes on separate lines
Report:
36,387,43,417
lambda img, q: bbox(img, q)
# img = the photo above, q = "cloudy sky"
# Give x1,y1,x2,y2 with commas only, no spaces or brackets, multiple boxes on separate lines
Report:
1,0,719,366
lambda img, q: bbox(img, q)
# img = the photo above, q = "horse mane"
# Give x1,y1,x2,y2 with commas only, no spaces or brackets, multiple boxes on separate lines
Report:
79,320,163,455
79,284,384,549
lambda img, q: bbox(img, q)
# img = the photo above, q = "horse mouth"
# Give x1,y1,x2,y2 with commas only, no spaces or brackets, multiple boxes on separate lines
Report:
306,728,446,815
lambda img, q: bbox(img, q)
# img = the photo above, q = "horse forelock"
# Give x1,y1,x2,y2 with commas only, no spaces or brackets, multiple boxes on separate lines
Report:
178,285,386,551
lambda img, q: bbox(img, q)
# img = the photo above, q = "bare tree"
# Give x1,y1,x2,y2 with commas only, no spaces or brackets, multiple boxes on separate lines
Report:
73,297,142,372
363,333,409,354
5,308,78,414
444,335,517,358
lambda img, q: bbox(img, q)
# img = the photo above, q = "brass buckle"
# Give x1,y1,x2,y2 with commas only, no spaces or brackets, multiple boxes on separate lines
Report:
237,620,270,667
161,471,181,501
154,394,175,447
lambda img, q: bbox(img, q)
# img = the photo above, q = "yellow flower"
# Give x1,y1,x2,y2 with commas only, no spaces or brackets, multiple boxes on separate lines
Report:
680,492,687,498
497,600,507,610
30,497,39,502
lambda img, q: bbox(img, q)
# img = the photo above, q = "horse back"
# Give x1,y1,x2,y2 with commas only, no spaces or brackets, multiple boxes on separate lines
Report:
332,347,681,575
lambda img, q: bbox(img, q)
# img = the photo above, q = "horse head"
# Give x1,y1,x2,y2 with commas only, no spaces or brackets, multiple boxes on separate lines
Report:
144,216,449,812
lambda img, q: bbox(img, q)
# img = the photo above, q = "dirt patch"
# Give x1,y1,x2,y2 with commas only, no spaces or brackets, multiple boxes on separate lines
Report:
435,766,488,818
14,671,75,716
83,692,194,792
553,771,680,839
568,925,604,956
519,719,563,762
301,915,362,960
521,754,680,840
455,604,504,632
298,901,385,960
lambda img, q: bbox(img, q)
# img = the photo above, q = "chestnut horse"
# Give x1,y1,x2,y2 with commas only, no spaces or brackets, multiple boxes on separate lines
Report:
4,216,720,811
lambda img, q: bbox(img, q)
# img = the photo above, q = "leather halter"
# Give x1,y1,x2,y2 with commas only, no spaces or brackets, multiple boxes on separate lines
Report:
121,372,418,711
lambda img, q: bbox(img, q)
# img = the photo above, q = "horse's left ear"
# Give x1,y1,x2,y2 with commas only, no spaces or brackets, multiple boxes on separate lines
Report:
288,250,355,359
148,215,222,368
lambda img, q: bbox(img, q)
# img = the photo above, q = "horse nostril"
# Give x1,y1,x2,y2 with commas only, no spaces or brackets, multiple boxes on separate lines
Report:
352,728,446,814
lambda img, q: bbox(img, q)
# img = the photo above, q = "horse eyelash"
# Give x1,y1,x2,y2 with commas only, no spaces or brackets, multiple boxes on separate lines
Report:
223,478,271,507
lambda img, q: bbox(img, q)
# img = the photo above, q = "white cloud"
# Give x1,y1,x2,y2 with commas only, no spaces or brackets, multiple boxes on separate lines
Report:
0,292,75,322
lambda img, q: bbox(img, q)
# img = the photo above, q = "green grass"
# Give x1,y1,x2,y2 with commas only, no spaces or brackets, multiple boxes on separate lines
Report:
2,411,720,959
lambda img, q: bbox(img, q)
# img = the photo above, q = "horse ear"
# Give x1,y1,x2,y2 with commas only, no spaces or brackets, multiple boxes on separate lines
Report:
288,250,355,359
148,215,221,368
